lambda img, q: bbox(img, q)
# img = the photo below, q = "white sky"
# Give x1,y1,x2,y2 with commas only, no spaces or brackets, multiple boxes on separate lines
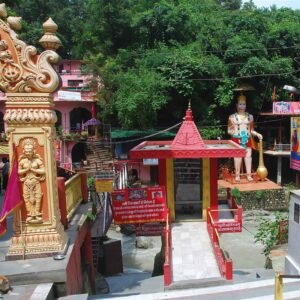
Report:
246,0,300,9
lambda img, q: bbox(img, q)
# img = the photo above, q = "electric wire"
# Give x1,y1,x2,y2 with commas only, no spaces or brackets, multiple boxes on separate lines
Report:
113,44,300,57
61,116,290,145
169,70,299,82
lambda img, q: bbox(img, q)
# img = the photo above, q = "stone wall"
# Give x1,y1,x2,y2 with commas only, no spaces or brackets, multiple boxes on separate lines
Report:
239,189,289,211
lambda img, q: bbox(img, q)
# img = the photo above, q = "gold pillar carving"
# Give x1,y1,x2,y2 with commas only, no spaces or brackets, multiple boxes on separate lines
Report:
202,158,210,221
166,159,175,221
0,4,67,259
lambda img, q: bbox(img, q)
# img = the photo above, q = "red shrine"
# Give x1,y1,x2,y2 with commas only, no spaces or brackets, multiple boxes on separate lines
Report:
130,104,246,221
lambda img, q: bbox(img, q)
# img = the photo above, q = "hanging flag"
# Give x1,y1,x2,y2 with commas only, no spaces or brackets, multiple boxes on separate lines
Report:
272,86,276,102
0,145,22,236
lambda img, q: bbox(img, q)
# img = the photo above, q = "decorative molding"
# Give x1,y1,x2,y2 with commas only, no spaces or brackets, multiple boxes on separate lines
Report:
4,108,57,124
6,94,53,102
6,224,67,257
0,6,60,94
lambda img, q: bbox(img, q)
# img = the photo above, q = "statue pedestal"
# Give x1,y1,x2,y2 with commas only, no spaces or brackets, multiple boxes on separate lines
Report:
6,223,68,260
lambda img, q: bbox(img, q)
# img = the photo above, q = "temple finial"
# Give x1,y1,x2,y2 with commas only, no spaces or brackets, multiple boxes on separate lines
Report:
185,99,193,121
39,17,61,51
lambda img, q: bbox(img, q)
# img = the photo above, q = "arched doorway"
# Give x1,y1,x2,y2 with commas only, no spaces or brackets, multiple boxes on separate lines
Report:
69,107,91,131
71,142,86,165
55,110,62,133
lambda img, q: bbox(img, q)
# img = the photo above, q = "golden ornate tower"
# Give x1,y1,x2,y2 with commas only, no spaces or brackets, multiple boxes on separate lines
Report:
0,4,67,259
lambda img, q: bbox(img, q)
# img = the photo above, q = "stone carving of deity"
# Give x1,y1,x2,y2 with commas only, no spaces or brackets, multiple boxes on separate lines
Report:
18,138,45,223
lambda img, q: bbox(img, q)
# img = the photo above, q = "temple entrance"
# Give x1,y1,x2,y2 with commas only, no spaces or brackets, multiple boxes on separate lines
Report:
174,159,202,221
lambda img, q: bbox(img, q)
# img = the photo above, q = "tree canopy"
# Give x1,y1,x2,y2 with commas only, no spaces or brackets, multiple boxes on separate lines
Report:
7,0,300,135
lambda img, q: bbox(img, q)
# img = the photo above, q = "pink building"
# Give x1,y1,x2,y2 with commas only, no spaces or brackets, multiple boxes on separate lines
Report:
0,60,99,169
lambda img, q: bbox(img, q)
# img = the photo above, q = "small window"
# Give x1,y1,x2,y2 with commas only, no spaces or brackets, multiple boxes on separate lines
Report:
294,203,300,223
67,80,83,87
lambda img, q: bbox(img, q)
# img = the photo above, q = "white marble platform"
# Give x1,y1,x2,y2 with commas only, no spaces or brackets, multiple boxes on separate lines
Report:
171,222,221,282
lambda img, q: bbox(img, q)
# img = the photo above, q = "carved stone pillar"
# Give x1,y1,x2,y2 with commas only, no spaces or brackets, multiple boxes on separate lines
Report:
5,94,68,259
0,4,68,259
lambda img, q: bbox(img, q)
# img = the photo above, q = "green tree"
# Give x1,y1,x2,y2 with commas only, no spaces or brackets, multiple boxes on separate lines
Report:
72,0,133,57
7,1,300,131
113,68,169,129
218,0,242,10
8,0,86,58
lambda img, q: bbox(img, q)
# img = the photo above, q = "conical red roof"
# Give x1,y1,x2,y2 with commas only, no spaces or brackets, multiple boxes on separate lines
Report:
171,105,205,149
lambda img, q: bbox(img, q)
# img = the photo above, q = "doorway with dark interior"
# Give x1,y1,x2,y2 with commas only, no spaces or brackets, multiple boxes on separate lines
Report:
174,158,202,221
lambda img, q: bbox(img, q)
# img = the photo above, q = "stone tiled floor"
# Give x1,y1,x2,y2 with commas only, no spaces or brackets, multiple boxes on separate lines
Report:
171,222,221,282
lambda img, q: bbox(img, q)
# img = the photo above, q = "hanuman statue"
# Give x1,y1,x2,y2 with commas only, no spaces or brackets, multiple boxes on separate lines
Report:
18,138,45,223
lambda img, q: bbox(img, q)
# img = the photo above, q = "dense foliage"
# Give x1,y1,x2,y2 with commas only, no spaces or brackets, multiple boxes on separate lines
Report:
7,0,300,134
254,211,288,257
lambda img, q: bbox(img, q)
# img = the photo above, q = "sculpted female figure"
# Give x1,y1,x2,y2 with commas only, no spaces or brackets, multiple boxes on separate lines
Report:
228,94,262,182
18,138,45,223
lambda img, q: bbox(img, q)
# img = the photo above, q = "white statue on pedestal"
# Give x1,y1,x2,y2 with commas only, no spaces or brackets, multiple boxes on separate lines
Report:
228,94,262,182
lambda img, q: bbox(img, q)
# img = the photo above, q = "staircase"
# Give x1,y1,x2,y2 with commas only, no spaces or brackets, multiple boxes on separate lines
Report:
83,137,113,173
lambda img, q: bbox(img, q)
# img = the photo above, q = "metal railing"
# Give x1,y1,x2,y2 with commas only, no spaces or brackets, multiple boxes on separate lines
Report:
65,173,83,221
207,209,233,280
163,210,172,286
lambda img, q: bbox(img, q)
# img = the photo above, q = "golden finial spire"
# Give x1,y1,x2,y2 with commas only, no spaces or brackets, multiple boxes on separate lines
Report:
39,17,61,51
0,3,7,18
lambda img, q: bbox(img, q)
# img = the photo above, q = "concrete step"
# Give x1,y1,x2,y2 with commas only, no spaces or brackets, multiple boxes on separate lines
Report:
59,294,88,300
86,154,112,160
166,276,227,290
3,283,54,300
87,278,300,299
89,273,164,299
86,152,111,158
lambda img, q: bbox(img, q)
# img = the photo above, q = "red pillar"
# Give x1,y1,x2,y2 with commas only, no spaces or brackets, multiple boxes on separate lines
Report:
57,177,68,228
158,159,166,187
226,259,233,280
210,158,218,219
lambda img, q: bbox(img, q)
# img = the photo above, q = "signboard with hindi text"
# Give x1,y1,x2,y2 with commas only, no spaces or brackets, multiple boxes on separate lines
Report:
273,102,300,115
95,179,114,192
215,221,242,233
58,90,81,101
111,186,167,224
135,223,164,236
291,116,300,171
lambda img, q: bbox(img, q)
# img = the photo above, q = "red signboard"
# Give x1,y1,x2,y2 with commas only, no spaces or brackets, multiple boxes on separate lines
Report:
61,162,72,171
111,187,167,224
215,221,241,233
135,223,164,236
291,117,300,171
273,102,300,115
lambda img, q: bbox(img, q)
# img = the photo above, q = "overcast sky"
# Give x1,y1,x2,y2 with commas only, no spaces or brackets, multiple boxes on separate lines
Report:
246,0,300,9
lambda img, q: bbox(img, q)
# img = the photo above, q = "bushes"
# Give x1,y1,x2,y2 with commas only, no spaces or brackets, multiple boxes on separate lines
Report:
254,211,288,257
